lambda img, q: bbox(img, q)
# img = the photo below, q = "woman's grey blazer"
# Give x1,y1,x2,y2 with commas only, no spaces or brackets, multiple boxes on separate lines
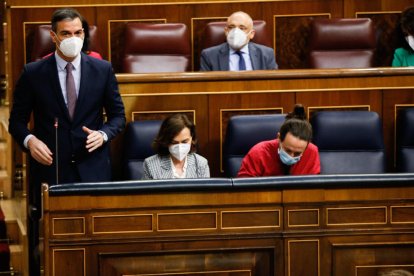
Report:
142,153,210,180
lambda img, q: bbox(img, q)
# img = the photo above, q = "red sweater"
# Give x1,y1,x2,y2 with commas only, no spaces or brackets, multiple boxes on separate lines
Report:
237,139,320,177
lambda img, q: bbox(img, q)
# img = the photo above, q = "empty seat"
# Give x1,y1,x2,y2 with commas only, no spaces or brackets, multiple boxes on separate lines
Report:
223,114,285,177
30,25,55,61
30,23,101,62
123,120,162,180
200,20,272,51
396,108,414,172
309,18,376,68
311,111,386,174
122,23,191,73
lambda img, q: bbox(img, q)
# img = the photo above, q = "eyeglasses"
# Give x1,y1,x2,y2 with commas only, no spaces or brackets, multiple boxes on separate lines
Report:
56,29,84,39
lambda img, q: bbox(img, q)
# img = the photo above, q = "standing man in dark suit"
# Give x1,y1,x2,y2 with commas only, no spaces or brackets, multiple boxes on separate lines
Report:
8,8,125,275
200,11,278,71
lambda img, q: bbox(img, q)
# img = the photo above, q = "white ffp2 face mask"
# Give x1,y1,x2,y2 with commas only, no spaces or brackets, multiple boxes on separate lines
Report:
406,35,414,51
56,35,84,58
226,28,250,50
169,143,191,161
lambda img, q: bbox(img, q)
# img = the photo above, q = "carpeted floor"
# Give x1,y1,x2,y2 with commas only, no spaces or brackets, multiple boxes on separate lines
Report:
0,207,10,271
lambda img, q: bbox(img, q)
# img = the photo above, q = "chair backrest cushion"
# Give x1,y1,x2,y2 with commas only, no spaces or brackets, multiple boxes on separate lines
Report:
122,23,191,73
309,18,376,68
311,111,386,174
223,114,285,177
200,20,272,51
396,108,414,172
123,120,162,180
30,24,100,62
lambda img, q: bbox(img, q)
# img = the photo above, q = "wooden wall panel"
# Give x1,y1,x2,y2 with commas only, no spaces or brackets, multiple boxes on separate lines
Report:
332,242,414,276
52,248,85,276
98,247,276,276
287,240,319,276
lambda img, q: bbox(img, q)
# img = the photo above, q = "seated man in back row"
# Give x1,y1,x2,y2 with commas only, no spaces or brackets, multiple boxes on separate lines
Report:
200,11,278,71
238,104,320,177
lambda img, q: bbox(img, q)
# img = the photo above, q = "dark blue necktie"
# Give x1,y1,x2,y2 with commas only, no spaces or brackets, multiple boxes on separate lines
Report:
236,51,246,71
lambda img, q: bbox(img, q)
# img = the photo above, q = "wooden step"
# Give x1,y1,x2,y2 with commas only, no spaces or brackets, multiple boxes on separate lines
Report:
0,169,10,200
1,197,28,275
9,244,22,273
5,219,19,244
0,142,6,170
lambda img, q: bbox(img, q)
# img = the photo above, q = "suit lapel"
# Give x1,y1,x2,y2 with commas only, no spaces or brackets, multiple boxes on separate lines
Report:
248,43,260,70
160,155,174,178
186,154,197,178
48,55,71,121
74,53,89,122
219,43,230,71
73,53,88,120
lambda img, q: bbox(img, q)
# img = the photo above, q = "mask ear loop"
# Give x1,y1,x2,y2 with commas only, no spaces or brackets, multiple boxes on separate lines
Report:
51,31,64,53
51,31,61,43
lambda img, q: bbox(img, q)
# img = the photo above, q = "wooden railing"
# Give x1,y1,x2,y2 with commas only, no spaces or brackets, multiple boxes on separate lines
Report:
42,174,414,276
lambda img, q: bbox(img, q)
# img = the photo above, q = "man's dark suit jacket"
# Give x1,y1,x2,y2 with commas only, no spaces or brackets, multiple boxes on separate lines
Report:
200,42,278,71
9,53,126,185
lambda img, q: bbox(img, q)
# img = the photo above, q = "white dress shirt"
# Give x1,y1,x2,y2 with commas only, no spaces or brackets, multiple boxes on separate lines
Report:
229,44,253,71
55,52,82,105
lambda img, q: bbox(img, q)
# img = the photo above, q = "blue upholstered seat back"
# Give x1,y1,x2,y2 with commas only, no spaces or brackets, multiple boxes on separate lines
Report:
396,108,414,172
223,114,286,177
311,111,386,174
123,120,162,180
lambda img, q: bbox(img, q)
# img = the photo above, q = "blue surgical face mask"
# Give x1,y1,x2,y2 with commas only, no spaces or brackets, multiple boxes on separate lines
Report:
278,146,301,166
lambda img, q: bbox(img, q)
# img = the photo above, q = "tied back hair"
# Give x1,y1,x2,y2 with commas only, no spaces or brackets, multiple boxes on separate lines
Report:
279,104,312,142
285,104,307,120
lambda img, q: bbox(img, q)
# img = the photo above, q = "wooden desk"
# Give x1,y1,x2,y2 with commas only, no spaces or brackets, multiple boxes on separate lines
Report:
42,174,414,276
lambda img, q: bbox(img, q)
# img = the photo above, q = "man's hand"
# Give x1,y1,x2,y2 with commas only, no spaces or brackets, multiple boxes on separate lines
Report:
27,136,53,166
83,126,104,152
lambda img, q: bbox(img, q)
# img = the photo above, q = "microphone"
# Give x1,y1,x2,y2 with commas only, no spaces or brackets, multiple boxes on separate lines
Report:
54,117,59,185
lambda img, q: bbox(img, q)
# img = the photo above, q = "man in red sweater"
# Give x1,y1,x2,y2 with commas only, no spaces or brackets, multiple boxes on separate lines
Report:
237,105,320,177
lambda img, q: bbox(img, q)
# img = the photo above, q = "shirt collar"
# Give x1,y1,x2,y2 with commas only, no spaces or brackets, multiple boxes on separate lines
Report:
170,155,188,178
230,43,250,55
55,52,82,71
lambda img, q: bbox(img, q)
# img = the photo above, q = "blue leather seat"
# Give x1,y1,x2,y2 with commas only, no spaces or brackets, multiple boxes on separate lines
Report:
396,108,414,172
123,120,162,180
223,114,286,177
311,111,386,174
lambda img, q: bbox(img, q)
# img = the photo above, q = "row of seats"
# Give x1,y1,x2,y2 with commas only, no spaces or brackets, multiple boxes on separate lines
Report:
31,24,101,61
29,18,376,71
123,109,414,179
